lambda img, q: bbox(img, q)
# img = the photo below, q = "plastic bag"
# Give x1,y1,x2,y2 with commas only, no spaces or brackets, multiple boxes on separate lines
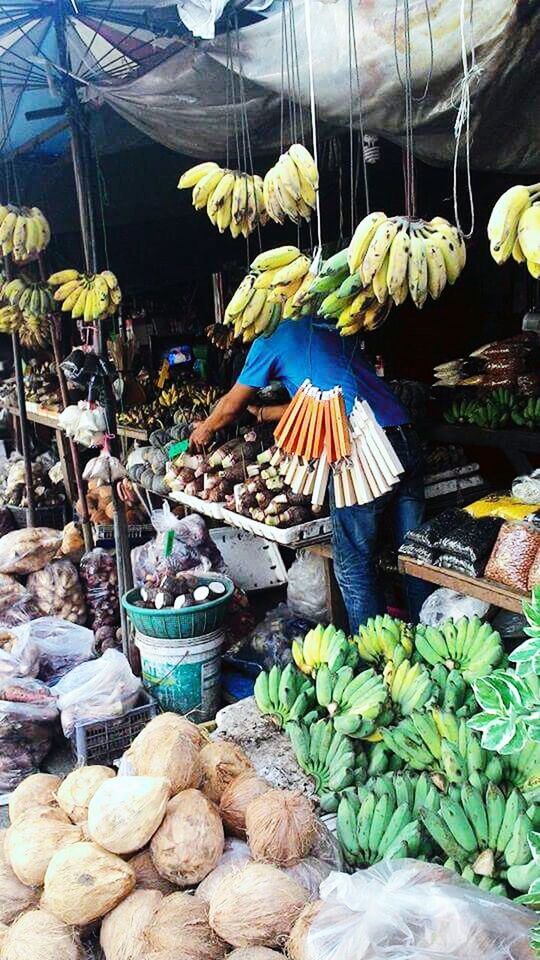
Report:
405,509,467,548
0,527,63,575
287,551,330,623
58,402,107,447
0,677,58,792
435,554,487,578
512,469,540,504
10,617,95,685
131,505,224,586
26,560,87,624
485,522,540,593
0,595,41,629
466,494,540,521
79,549,119,654
436,516,503,564
399,540,437,565
0,573,28,613
237,603,316,669
53,649,142,736
419,588,490,627
528,545,540,590
301,860,536,960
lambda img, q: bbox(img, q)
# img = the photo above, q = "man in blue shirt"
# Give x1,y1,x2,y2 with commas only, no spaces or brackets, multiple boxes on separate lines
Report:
190,317,426,629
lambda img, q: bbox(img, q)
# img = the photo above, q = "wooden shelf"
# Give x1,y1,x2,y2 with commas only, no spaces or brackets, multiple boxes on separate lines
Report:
398,555,525,613
9,405,148,442
428,423,540,473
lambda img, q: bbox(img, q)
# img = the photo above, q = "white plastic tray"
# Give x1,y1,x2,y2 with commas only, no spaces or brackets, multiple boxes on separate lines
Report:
220,507,332,547
210,526,288,591
169,490,226,521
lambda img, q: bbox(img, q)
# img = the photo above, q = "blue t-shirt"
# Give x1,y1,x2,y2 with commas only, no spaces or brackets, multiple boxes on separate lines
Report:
237,317,407,428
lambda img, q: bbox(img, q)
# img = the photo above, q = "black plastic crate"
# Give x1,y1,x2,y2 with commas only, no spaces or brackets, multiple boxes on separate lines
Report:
9,503,66,530
69,690,157,765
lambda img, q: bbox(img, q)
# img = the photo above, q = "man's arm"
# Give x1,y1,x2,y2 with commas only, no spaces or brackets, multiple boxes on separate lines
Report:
247,403,289,423
190,383,257,450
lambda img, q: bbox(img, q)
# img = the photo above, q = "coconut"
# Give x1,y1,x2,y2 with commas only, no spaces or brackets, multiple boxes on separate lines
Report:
2,908,84,960
0,921,7,952
128,849,178,895
286,901,323,960
219,773,270,838
228,951,284,960
42,841,135,926
144,891,227,960
15,805,71,825
246,790,317,868
4,813,83,886
209,862,308,948
197,838,253,903
8,773,62,824
100,889,162,960
0,829,39,922
151,788,224,886
57,766,115,824
87,776,170,855
200,741,254,803
123,713,204,794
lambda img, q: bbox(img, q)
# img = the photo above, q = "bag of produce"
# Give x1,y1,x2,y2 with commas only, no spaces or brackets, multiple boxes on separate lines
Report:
435,515,503,565
419,588,490,627
53,648,141,736
0,594,41,629
79,548,120,653
465,493,540,521
405,509,467,549
0,506,14,537
485,522,540,593
0,642,40,682
0,679,58,792
0,528,63,575
0,573,27,612
398,539,437,565
287,860,536,960
528,545,540,589
434,554,487,578
512,469,540,504
131,505,224,586
26,561,86,625
287,551,329,624
10,617,94,685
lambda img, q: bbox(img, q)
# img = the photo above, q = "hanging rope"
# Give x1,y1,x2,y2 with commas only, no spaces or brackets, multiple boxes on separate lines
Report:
347,0,370,229
452,0,480,238
303,0,323,256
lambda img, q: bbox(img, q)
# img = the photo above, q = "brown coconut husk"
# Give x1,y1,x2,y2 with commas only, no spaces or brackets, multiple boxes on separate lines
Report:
57,765,115,824
0,828,39,922
286,900,323,960
219,773,271,838
8,773,61,824
151,788,224,886
200,741,254,803
100,889,163,960
246,790,317,868
127,849,178,896
0,920,7,952
87,776,170,855
2,908,84,960
144,891,227,960
197,843,252,903
228,951,284,960
123,714,204,794
209,862,308,948
4,813,83,886
42,841,136,926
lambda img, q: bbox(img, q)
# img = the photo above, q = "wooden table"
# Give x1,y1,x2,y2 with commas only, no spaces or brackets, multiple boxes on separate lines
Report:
398,555,525,613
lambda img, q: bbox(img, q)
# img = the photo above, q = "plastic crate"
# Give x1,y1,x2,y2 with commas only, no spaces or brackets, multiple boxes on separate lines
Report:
122,574,234,640
69,690,157,765
9,503,66,530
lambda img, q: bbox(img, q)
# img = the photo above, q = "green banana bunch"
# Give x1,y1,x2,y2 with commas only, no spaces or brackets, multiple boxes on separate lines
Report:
337,771,440,868
355,615,414,667
443,399,480,425
512,398,540,429
292,623,359,677
504,740,540,802
443,859,507,896
315,664,387,737
420,783,535,890
414,617,504,681
469,400,509,430
430,664,477,718
286,718,367,812
383,658,433,717
366,740,404,778
254,663,317,729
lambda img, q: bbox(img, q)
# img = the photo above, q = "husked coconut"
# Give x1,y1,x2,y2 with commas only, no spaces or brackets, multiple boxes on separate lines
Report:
228,951,283,959
151,788,224,886
219,773,270,838
128,849,177,895
57,766,115,823
2,908,84,960
8,773,61,824
197,839,252,903
208,862,308,948
87,776,170,855
0,921,7,952
4,813,83,886
100,889,162,960
0,828,39,922
123,713,204,794
200,741,253,803
287,900,323,960
246,790,316,867
144,891,227,960
42,841,136,926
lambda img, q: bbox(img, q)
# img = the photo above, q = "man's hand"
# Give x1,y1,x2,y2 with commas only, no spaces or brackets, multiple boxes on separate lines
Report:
189,420,215,451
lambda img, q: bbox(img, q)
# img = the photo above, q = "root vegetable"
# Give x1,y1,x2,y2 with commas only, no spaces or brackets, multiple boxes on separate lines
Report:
200,741,254,803
219,773,270,838
87,776,170,855
4,813,83,886
123,713,203,794
57,765,115,824
151,788,224,886
144,891,227,960
246,790,317,868
43,841,136,926
0,828,39,923
100,889,162,960
8,772,61,824
2,908,84,960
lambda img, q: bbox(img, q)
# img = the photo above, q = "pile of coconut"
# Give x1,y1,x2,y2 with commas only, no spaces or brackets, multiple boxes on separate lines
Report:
0,712,337,960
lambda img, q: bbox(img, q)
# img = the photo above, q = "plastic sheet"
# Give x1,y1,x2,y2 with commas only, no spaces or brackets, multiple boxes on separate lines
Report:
302,860,536,960
485,522,540,593
0,678,58,792
419,588,490,627
10,618,95,685
287,551,329,624
53,649,142,737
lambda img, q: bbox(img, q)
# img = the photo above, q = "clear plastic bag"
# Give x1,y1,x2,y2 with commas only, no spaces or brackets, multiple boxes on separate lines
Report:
287,551,330,623
435,553,487,578
79,548,119,654
484,522,540,593
512,469,540,504
405,509,467,549
53,648,142,736
0,595,41,629
0,527,63,575
131,504,224,586
419,588,490,627
238,603,316,669
528,545,540,590
436,516,504,564
0,573,28,613
302,860,536,960
10,617,95,685
399,540,437,565
26,560,87,624
0,677,58,792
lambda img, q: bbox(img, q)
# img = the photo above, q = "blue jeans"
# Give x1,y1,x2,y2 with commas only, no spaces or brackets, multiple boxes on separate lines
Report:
331,426,429,632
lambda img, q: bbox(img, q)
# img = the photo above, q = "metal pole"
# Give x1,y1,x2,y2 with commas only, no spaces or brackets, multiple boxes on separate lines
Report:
4,256,35,526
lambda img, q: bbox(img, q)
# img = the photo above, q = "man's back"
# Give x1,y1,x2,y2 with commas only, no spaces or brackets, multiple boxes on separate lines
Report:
238,317,407,427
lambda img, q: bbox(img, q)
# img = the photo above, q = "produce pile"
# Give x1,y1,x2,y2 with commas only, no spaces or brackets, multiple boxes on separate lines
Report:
223,445,316,528
167,427,272,503
20,360,60,409
444,394,540,430
488,182,540,278
135,573,228,611
118,383,222,433
0,712,339,960
435,333,540,393
0,454,64,512
254,615,540,900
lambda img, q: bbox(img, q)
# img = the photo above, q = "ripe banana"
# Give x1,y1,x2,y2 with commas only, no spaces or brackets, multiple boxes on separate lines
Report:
264,144,318,224
0,203,50,260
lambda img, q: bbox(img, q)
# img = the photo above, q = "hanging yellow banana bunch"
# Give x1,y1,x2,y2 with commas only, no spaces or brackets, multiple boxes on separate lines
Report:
178,162,268,238
48,269,122,323
263,144,319,225
0,204,50,261
488,183,540,279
